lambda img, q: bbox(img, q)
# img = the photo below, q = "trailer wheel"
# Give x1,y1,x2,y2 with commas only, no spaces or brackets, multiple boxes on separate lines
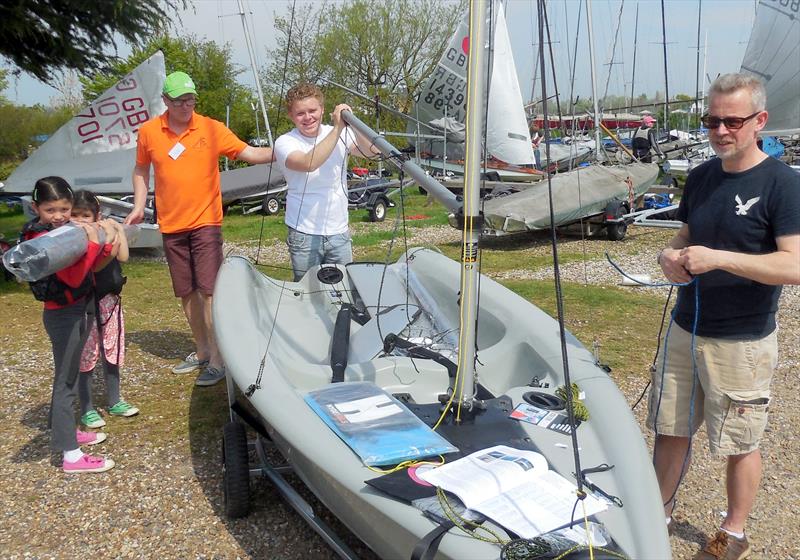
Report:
369,198,388,222
222,421,250,518
606,203,628,241
262,195,281,216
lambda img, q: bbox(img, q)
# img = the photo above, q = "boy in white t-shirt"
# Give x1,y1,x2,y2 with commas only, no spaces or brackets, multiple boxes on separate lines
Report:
274,83,380,281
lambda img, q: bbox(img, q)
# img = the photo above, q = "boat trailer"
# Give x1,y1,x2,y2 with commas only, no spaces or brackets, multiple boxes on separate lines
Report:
221,376,360,560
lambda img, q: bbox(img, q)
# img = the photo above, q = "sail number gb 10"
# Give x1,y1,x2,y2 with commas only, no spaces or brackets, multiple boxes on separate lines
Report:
74,77,151,147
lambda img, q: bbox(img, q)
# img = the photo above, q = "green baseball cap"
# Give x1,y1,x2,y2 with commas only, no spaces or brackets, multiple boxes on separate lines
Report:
163,71,197,98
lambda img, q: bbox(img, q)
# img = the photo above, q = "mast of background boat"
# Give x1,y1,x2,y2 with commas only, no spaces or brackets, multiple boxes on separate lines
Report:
694,0,703,118
660,0,670,131
542,3,565,135
237,0,274,146
585,0,602,158
443,104,448,177
566,0,583,144
629,3,639,113
700,29,708,117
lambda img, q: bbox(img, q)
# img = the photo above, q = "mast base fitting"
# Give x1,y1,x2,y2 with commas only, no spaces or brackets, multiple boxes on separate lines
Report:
452,209,485,231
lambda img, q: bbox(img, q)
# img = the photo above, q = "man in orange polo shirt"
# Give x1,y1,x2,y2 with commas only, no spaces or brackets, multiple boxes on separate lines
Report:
125,71,274,386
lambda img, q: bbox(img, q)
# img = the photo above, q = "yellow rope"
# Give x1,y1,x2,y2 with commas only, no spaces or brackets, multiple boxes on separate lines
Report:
364,455,445,475
582,499,594,560
436,487,507,545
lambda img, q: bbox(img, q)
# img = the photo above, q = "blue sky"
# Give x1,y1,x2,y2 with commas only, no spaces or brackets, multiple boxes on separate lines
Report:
2,0,757,108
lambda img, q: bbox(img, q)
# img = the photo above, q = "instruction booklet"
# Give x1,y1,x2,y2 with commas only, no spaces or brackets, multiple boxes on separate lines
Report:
418,445,607,538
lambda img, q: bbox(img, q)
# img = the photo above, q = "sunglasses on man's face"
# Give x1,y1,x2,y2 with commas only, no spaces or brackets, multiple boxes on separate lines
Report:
701,111,760,130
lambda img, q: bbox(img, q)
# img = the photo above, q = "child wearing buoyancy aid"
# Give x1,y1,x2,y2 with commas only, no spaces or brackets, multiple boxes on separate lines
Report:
22,177,115,473
71,190,139,429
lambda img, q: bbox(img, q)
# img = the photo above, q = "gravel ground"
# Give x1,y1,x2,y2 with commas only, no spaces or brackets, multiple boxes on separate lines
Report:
0,224,797,559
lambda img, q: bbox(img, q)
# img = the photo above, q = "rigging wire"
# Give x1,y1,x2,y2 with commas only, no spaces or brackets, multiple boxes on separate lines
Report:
254,0,296,265
536,0,588,514
246,0,297,395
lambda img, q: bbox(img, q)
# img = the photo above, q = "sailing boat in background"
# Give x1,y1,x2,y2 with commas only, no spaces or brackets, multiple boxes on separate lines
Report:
740,0,800,137
0,51,288,217
474,0,660,238
666,0,800,177
412,1,543,181
3,52,166,197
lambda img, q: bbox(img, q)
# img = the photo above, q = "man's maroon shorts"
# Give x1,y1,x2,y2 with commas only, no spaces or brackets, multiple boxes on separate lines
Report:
162,226,223,297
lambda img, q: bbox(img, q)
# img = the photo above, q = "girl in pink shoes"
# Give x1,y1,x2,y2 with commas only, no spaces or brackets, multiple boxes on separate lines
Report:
71,190,139,429
22,177,115,473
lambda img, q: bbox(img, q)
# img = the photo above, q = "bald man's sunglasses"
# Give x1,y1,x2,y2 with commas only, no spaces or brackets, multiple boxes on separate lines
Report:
701,112,760,130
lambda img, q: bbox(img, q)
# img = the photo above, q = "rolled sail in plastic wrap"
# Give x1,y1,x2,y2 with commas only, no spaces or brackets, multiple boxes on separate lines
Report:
3,223,145,282
3,223,89,282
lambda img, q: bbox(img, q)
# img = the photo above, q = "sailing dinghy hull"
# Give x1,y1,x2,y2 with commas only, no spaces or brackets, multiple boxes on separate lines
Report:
479,162,659,235
213,250,671,559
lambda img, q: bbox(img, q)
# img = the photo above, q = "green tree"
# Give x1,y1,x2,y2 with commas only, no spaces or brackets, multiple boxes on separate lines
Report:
0,0,186,82
81,35,258,143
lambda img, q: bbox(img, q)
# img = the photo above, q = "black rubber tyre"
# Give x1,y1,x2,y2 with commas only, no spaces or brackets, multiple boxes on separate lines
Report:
369,198,388,222
262,195,281,216
222,421,250,519
606,203,628,241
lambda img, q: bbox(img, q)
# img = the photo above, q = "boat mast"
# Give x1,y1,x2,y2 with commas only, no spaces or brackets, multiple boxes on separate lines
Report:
660,0,670,131
585,0,602,158
452,0,488,415
542,3,565,135
694,0,703,119
629,3,639,113
237,0,274,146
566,0,583,134
700,29,708,117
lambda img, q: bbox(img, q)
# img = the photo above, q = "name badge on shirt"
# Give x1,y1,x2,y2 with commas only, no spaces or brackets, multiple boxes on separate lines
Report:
168,142,186,160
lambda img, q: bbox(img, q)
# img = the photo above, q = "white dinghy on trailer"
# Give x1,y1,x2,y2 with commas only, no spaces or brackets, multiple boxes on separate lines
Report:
212,2,671,558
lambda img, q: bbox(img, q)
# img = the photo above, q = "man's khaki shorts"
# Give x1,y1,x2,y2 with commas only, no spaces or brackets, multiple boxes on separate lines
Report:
646,323,777,456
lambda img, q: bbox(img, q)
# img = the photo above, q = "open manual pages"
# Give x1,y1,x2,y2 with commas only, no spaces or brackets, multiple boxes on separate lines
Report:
418,445,607,539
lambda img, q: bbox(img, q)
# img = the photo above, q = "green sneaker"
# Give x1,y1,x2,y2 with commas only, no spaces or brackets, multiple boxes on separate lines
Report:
108,400,139,417
81,409,106,428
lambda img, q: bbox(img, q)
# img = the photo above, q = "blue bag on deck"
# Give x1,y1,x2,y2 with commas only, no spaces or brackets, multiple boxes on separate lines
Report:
304,381,458,466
